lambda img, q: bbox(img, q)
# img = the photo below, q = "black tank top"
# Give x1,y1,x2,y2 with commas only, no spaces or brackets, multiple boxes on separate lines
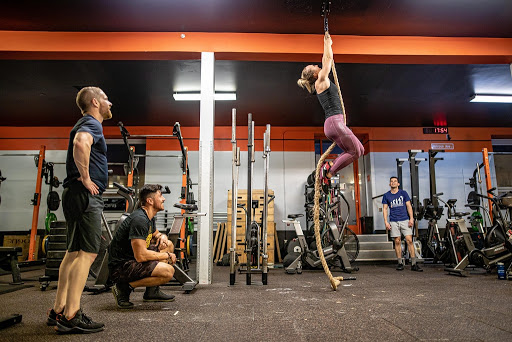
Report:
316,82,344,121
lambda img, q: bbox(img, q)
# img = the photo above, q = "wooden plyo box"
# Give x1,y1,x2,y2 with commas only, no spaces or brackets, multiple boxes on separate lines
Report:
227,189,275,265
3,235,41,261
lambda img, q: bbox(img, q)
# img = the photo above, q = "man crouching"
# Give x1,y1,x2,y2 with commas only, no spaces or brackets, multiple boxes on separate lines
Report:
108,184,176,308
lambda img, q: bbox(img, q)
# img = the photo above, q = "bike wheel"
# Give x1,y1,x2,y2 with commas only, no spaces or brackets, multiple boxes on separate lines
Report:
320,225,359,263
341,227,359,263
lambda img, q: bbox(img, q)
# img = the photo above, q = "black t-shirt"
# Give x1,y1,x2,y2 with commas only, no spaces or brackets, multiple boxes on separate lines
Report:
63,115,108,193
317,81,344,121
108,208,156,268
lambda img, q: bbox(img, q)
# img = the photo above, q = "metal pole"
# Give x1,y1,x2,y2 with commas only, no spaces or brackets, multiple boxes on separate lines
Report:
246,114,253,285
262,124,271,285
428,149,444,209
396,158,407,190
408,150,424,238
229,108,239,285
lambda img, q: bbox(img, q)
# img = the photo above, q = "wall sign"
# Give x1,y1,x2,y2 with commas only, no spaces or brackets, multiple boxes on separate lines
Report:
431,143,454,150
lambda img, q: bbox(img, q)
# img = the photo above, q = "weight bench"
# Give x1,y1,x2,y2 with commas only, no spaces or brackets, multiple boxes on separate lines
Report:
0,247,23,285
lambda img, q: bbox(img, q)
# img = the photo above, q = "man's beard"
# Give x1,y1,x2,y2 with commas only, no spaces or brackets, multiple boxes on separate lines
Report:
103,109,112,120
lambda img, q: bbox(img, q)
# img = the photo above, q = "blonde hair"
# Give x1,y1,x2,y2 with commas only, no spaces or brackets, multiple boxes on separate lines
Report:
297,66,316,94
76,86,103,115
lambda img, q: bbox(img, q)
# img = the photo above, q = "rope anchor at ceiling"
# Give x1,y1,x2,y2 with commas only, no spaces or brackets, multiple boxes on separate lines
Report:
322,1,331,32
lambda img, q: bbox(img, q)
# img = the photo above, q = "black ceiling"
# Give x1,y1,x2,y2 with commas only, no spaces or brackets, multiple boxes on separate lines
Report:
2,0,512,37
1,0,512,128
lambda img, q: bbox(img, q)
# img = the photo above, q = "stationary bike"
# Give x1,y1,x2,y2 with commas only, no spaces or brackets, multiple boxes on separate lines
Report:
282,191,359,274
424,193,468,265
445,188,512,276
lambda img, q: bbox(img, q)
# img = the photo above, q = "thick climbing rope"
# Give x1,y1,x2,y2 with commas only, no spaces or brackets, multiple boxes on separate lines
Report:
313,28,348,291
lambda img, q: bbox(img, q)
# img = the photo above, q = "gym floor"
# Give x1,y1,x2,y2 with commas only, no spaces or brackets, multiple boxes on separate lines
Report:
1,263,511,341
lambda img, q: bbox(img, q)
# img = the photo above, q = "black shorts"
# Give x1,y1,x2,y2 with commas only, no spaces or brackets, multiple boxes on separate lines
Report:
109,245,159,284
62,181,104,254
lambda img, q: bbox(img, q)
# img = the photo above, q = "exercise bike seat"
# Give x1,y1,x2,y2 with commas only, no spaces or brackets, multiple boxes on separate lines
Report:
113,182,134,195
173,203,198,212
447,199,457,206
454,212,470,218
288,214,303,219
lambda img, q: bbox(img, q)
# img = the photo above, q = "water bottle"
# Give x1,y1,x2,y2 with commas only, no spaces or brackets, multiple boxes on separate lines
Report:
497,262,505,280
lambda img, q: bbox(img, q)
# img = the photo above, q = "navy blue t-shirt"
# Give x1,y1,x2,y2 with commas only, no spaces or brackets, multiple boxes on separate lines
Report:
63,115,108,193
382,189,411,222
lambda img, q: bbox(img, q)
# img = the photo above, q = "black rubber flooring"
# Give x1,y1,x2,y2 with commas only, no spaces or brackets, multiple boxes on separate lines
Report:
0,262,511,341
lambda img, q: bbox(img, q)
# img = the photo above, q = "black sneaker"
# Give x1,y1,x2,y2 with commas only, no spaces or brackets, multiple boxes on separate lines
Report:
47,308,61,326
143,286,175,302
112,283,134,309
396,263,404,271
55,309,104,334
411,264,423,272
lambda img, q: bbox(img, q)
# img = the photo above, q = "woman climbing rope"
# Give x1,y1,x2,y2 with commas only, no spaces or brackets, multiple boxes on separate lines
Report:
297,32,364,187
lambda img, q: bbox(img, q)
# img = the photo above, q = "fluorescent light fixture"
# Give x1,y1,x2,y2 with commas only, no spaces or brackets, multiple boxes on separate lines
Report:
173,92,236,101
470,94,512,103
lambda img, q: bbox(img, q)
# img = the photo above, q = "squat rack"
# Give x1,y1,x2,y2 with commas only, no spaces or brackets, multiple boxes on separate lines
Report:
229,110,272,286
0,146,51,262
119,122,195,260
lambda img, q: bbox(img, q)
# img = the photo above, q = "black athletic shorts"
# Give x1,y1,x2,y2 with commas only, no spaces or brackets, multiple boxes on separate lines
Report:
62,181,104,254
109,245,159,284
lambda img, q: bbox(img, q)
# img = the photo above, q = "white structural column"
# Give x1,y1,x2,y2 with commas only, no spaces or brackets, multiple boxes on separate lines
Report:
197,52,215,284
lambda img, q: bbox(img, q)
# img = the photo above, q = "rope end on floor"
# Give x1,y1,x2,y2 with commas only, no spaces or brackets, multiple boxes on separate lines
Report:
330,278,340,290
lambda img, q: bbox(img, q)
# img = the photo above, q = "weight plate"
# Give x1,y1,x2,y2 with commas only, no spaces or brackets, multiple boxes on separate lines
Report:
47,191,60,211
49,235,66,242
186,235,193,256
41,235,49,255
45,258,63,269
49,228,67,236
45,213,58,232
47,251,66,259
45,267,60,278
47,242,67,251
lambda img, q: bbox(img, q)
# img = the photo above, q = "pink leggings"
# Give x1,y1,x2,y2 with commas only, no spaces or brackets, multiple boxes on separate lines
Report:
323,115,364,174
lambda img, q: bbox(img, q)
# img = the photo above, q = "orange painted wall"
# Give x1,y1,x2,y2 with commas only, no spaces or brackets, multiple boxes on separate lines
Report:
0,126,510,152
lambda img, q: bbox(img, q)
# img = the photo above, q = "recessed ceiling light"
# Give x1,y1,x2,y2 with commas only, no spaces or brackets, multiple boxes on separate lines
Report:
173,92,236,101
470,94,512,103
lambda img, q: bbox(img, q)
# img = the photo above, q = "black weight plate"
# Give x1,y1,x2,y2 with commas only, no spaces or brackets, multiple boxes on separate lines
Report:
48,235,66,242
45,259,63,269
50,228,67,236
50,221,67,229
47,191,60,211
47,251,66,259
47,242,67,251
45,267,60,278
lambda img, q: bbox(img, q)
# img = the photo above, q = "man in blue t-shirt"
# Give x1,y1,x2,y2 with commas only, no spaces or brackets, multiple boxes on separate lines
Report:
49,87,112,334
382,176,423,272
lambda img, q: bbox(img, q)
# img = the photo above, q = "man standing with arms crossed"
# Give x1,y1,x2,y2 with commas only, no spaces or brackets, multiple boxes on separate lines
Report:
382,176,423,272
47,86,112,334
